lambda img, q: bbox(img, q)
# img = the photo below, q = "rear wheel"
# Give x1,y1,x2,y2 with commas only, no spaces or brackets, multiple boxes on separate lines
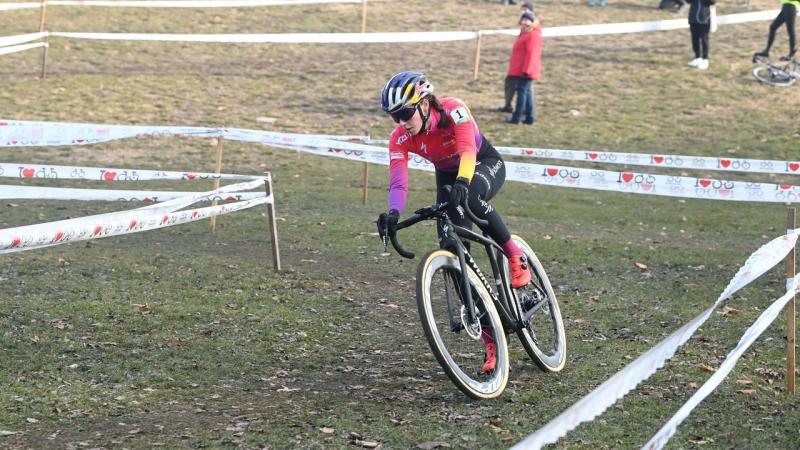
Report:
416,249,509,399
510,235,567,372
753,65,797,87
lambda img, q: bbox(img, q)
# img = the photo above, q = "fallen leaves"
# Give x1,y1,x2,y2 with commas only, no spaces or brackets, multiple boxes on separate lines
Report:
634,262,648,270
416,442,450,449
697,364,717,373
721,306,740,316
736,389,756,395
131,303,152,314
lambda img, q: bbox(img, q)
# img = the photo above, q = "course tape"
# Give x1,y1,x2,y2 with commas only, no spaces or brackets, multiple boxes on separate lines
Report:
512,229,800,450
358,138,800,176
0,0,361,10
0,10,779,45
0,178,269,253
0,41,46,56
0,31,47,47
0,184,264,202
0,162,257,181
280,143,800,203
643,271,800,450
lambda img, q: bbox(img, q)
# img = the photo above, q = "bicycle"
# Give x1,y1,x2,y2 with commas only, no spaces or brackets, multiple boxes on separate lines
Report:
752,55,799,87
378,196,566,399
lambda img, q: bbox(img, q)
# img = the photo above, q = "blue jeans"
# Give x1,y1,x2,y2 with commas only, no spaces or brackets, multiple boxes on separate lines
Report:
511,78,535,124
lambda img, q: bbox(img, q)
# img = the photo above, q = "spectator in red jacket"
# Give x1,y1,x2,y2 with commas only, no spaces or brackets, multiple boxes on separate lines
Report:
506,11,542,125
498,3,539,113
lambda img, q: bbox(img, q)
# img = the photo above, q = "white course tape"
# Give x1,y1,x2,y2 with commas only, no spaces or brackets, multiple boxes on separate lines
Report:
0,184,264,202
0,178,269,253
0,41,46,56
643,273,800,450
0,0,361,9
49,30,480,44
0,32,48,47
352,138,800,176
0,196,268,254
0,162,257,181
36,10,778,44
512,230,800,450
278,143,800,204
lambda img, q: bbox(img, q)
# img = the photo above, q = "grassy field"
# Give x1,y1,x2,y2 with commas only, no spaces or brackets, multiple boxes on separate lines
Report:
2,0,800,448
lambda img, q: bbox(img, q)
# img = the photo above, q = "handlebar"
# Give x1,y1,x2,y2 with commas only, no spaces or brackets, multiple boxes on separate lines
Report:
378,187,489,259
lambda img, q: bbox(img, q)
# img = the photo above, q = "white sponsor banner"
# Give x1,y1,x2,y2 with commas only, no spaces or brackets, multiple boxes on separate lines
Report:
0,119,220,146
0,184,264,202
643,272,800,450
0,162,257,181
0,41,46,56
0,32,47,47
512,230,800,450
350,138,800,176
0,178,269,253
0,0,361,9
279,142,800,204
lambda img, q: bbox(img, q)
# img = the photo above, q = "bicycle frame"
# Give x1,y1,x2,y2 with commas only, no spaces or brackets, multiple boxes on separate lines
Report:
386,202,528,334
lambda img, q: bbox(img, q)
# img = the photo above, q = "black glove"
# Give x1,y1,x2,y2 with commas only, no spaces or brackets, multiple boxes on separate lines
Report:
377,209,399,238
449,178,470,207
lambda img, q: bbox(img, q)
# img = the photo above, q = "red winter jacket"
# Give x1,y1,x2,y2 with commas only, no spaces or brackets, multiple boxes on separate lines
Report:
507,26,542,80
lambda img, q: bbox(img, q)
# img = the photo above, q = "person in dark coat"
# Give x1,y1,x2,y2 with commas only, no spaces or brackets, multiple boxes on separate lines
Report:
686,0,716,70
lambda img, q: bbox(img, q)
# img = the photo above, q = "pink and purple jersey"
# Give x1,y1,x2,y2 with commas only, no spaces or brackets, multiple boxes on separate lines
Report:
388,97,483,213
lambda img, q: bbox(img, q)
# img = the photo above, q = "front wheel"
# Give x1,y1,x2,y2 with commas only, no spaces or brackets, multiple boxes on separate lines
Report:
510,235,567,372
416,249,509,399
753,65,797,87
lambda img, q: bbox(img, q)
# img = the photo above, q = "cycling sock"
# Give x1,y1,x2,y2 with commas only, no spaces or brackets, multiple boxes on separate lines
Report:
502,239,523,258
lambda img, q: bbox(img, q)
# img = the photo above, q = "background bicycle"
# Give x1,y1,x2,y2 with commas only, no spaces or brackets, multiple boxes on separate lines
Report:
753,55,799,87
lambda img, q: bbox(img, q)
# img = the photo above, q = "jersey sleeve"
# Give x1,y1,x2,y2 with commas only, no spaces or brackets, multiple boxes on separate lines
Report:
388,130,411,213
448,101,479,182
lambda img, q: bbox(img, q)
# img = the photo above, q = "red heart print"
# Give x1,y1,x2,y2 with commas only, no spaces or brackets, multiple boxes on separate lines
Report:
525,149,534,155
129,219,138,229
653,156,664,164
186,174,197,180
699,179,711,188
789,163,799,172
10,237,21,248
588,153,598,160
622,173,634,182
54,231,64,241
546,168,558,176
22,168,34,178
103,171,117,180
93,225,103,236
143,197,153,203
720,160,731,168
779,184,791,190
161,215,170,225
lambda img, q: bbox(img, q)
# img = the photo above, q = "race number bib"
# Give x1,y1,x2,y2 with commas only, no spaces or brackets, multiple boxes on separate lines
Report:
449,107,471,125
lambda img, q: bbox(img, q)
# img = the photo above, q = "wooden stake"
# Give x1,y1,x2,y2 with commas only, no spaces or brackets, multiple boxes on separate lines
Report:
361,0,368,33
209,137,224,235
472,32,482,81
40,40,49,79
787,207,796,394
264,174,281,271
38,0,48,32
362,162,369,205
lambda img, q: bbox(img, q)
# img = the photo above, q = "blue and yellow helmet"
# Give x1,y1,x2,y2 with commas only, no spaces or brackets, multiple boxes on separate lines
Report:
380,71,434,114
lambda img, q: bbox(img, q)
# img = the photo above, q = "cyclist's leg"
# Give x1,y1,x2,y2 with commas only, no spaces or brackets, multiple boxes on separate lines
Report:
786,4,797,57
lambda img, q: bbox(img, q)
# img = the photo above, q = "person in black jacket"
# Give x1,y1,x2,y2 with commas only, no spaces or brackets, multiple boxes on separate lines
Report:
686,0,716,70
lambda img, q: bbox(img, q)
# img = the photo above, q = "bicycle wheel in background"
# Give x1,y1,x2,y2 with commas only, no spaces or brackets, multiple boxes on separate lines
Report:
753,66,797,87
510,235,567,372
416,249,509,399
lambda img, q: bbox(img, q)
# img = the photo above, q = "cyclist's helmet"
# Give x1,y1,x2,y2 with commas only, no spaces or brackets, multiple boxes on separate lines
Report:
380,71,434,114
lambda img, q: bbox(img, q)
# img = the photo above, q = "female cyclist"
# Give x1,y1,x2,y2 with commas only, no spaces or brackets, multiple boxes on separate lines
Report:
378,71,531,374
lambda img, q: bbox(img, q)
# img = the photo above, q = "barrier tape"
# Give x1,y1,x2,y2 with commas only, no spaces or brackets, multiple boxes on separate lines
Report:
279,143,800,204
0,41,46,56
0,0,362,10
512,229,800,450
0,178,269,253
0,31,47,47
0,10,780,46
357,138,800,176
0,184,264,202
644,271,800,450
0,162,257,181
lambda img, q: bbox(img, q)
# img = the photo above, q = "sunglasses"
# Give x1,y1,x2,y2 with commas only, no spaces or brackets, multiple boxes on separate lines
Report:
390,106,417,123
